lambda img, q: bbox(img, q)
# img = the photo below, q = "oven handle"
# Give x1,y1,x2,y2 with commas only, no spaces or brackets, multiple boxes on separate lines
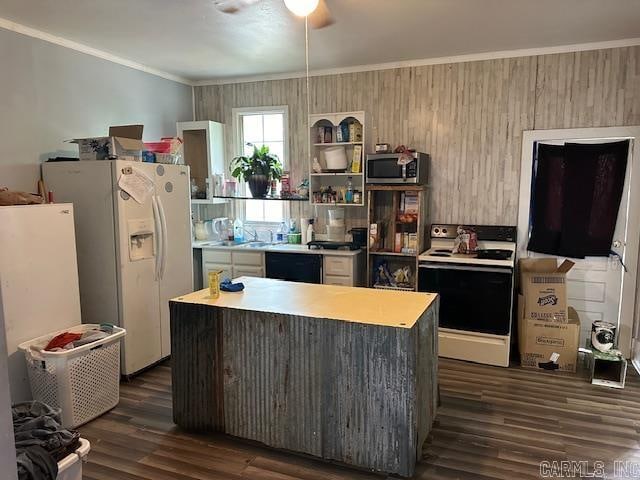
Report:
418,264,512,274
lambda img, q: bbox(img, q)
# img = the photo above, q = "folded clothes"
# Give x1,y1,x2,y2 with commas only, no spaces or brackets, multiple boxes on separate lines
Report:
220,278,245,292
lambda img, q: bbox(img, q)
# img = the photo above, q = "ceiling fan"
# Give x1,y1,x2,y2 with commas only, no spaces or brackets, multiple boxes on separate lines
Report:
213,0,334,29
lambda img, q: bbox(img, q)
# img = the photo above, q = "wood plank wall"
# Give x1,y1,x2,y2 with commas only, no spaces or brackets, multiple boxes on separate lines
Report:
194,46,640,228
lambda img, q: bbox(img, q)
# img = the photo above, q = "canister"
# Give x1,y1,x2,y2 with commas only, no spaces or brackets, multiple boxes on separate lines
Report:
208,270,223,299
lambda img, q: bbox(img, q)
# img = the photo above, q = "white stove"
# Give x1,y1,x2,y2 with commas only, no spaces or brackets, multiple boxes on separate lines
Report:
418,224,517,367
419,239,516,268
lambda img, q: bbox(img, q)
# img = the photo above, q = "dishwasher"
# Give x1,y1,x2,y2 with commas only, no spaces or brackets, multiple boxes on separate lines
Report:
265,252,323,284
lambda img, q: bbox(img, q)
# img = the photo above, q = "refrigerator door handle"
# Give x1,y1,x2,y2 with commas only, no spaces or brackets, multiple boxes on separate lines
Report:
151,195,162,280
157,196,169,280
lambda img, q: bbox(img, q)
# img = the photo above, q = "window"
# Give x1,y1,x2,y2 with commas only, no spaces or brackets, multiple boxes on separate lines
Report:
233,107,289,224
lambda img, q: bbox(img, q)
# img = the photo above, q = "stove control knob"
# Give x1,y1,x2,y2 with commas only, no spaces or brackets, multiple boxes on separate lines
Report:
434,228,439,234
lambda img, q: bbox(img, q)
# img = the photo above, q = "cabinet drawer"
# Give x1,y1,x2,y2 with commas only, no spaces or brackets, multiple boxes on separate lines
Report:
202,249,232,264
232,251,264,266
232,265,264,278
324,256,352,276
324,274,353,286
203,262,232,286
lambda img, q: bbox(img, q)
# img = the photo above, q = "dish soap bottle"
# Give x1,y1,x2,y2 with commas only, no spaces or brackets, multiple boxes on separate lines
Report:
345,177,354,204
233,218,244,242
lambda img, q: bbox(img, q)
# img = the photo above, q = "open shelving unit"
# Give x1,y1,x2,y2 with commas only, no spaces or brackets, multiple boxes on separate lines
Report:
177,120,227,206
366,185,429,291
308,111,371,207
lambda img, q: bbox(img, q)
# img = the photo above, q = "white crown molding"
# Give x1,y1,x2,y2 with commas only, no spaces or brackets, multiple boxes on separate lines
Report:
3,15,639,88
0,17,194,86
194,37,640,86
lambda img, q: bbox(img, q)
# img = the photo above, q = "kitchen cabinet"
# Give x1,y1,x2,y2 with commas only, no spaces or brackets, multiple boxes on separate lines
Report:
171,277,439,477
233,265,264,278
202,249,265,285
323,252,365,287
323,274,353,286
200,247,364,287
177,120,225,205
203,262,233,284
308,111,371,207
232,251,263,266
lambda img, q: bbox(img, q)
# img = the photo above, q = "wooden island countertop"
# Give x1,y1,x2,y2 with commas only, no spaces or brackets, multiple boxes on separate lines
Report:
170,278,440,477
174,276,437,329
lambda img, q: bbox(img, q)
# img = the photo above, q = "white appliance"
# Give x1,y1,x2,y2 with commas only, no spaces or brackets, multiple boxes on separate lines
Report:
0,204,82,402
43,161,193,375
418,225,516,367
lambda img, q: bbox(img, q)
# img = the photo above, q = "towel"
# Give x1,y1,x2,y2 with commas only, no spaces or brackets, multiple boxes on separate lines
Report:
220,279,244,292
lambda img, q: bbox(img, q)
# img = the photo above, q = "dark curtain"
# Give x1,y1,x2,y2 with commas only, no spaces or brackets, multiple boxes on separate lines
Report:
528,140,629,258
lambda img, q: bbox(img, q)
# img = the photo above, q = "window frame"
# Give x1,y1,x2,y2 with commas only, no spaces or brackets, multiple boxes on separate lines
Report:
232,106,290,227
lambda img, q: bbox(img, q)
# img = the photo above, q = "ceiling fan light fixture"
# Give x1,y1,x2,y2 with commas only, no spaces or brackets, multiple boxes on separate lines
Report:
284,0,319,17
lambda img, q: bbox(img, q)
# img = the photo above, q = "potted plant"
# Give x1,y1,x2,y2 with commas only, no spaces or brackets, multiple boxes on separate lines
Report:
230,144,283,198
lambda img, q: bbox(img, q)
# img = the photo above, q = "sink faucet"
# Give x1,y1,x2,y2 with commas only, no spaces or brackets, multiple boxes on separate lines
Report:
243,226,259,242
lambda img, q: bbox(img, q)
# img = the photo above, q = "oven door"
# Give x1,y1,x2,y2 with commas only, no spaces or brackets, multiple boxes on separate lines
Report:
366,157,416,183
418,263,514,335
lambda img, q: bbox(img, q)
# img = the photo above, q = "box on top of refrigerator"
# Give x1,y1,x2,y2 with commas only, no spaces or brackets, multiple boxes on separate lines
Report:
71,125,144,161
519,257,575,323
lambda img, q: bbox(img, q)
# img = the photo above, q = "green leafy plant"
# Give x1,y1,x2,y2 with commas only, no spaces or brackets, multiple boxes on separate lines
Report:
230,144,283,182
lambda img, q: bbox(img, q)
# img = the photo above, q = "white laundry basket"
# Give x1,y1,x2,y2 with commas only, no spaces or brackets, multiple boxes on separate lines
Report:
18,324,125,428
56,438,91,480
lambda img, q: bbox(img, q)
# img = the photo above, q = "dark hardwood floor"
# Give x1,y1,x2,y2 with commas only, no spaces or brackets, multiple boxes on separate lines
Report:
79,358,640,479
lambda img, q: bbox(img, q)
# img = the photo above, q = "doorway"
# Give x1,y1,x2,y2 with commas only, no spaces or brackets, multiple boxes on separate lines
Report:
517,127,640,364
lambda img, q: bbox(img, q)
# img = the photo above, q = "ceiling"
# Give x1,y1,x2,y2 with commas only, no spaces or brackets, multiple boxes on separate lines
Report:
1,0,640,83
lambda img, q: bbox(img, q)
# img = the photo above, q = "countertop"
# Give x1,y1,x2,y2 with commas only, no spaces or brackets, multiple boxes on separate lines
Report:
193,240,363,257
173,276,437,329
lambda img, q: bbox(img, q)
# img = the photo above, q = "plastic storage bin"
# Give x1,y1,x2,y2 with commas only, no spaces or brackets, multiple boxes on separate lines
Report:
57,438,91,480
19,324,125,428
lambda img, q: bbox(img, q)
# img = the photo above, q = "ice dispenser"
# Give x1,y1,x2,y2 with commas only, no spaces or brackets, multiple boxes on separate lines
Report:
128,218,155,261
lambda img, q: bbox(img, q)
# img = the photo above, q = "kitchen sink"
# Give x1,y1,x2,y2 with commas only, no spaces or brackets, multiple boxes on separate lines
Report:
239,241,272,248
200,240,248,247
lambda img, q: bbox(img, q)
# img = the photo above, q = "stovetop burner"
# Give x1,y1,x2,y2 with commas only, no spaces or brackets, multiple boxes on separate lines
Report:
429,253,451,257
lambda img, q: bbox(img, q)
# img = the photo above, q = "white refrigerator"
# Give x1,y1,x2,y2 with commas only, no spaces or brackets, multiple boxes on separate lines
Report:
0,204,82,402
43,161,193,375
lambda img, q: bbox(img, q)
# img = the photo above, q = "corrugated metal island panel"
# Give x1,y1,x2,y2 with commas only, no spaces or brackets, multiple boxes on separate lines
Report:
170,297,439,477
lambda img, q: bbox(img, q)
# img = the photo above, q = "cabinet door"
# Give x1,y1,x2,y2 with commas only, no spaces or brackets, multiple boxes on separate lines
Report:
203,262,232,286
232,265,264,279
324,256,353,276
232,251,264,266
324,274,353,286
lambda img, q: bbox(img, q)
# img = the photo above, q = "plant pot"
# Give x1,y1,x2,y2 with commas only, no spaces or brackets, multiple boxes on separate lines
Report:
247,174,270,198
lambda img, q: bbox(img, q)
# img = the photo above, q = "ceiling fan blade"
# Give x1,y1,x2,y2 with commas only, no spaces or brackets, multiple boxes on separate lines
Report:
308,0,334,29
213,0,261,14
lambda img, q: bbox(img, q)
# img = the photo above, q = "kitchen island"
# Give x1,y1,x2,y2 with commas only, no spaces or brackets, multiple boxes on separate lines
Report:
170,277,439,477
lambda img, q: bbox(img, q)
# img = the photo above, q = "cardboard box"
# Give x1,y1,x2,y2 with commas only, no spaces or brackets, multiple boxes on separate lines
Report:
518,295,580,372
72,125,144,161
519,258,575,322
